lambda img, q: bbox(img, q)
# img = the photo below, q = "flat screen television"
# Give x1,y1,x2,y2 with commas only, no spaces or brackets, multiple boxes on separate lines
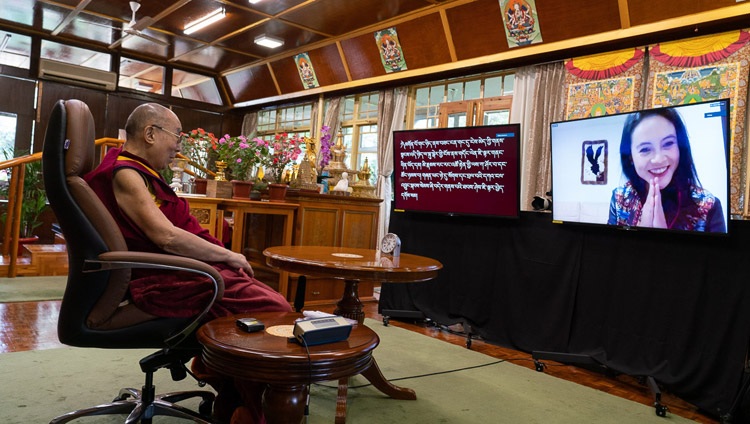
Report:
392,124,520,218
550,99,730,235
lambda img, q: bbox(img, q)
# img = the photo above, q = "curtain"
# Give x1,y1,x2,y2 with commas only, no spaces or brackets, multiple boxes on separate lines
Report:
376,86,408,242
511,62,566,211
241,112,258,138
510,66,537,209
323,97,342,140
310,100,319,137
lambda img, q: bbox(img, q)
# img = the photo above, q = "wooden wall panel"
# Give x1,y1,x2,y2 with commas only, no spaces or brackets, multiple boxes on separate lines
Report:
446,0,508,61
270,57,304,94
225,65,279,104
309,44,349,85
341,34,387,81
172,106,223,136
534,0,621,43
628,0,743,26
395,13,452,69
101,95,144,139
36,82,108,151
272,44,349,94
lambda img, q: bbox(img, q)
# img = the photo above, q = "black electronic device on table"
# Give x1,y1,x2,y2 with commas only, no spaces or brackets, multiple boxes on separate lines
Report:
236,317,265,333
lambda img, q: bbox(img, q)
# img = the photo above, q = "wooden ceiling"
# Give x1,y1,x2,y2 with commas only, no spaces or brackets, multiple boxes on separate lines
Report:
0,0,748,109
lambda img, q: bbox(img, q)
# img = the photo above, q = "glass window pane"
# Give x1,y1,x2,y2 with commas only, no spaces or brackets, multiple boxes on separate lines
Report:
429,86,444,105
503,74,515,95
41,40,110,71
358,93,379,120
447,113,466,128
0,112,17,154
119,58,164,94
0,112,16,183
342,96,355,120
0,31,31,69
465,80,481,100
484,76,502,97
415,87,429,107
359,124,378,150
484,110,510,125
447,82,463,102
413,108,428,129
357,152,377,184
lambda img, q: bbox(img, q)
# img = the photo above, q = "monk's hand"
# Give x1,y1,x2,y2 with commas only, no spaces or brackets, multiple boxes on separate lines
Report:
226,251,254,277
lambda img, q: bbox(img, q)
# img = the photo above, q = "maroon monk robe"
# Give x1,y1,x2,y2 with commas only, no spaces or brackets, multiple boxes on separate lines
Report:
84,147,291,319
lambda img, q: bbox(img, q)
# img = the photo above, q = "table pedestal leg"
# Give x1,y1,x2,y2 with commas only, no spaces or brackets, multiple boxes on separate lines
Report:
334,279,365,323
361,358,417,400
261,384,308,424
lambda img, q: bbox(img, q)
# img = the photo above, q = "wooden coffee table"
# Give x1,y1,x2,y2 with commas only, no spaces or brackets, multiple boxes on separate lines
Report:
197,311,416,424
263,246,442,323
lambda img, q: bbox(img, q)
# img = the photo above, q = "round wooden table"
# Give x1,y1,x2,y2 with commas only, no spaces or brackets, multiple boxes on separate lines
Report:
263,246,442,323
197,311,414,424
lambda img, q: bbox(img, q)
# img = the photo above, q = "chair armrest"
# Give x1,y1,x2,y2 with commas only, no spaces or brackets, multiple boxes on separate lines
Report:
85,251,225,347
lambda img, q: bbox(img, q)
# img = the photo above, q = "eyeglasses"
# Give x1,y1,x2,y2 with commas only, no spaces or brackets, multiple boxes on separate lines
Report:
151,125,187,143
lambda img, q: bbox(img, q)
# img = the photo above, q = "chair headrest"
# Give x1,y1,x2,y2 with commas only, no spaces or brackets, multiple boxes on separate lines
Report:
62,99,96,178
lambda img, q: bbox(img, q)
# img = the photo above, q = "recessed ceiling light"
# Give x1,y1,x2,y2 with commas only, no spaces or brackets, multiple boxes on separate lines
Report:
184,8,225,35
248,0,262,4
254,34,283,48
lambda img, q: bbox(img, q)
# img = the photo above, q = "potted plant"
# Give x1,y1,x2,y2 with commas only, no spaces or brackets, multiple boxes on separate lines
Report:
259,133,303,201
181,128,217,194
213,134,270,198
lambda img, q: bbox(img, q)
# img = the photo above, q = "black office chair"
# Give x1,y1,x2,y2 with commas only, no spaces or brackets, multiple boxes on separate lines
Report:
42,99,225,424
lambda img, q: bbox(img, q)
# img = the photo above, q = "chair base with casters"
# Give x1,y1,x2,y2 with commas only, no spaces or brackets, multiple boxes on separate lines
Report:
49,349,216,424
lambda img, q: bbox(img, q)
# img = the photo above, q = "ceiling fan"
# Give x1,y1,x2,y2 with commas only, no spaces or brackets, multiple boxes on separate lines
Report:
107,1,169,49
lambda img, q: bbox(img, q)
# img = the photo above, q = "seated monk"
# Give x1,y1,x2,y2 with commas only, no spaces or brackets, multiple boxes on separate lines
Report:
85,102,290,423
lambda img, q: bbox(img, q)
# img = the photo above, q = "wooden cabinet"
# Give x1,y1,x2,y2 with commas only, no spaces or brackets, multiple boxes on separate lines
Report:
292,192,381,248
180,195,222,237
289,192,382,306
220,199,297,296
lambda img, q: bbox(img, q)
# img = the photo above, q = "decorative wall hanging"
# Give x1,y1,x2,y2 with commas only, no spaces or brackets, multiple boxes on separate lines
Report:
294,52,319,89
499,0,542,48
580,140,608,185
375,27,407,73
564,48,646,119
645,30,750,215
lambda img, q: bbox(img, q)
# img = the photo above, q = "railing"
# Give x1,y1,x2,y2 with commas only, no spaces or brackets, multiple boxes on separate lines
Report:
1,137,212,277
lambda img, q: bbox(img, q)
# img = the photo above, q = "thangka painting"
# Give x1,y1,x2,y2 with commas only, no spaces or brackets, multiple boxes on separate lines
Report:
294,53,319,89
375,28,407,73
499,0,542,48
645,30,750,215
564,48,646,120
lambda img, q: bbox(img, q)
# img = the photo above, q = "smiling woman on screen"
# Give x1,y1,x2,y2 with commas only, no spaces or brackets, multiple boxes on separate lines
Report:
607,107,725,232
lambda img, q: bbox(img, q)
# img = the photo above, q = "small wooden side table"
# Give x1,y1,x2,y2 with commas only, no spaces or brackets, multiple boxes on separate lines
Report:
197,311,415,424
263,246,442,323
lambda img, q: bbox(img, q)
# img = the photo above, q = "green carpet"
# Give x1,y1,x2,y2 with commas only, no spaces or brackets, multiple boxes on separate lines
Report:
0,275,66,302
1,319,698,423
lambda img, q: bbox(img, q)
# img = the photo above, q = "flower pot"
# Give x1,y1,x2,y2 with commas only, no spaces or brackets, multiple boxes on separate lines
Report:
231,180,253,199
194,178,208,195
268,183,288,202
18,235,40,256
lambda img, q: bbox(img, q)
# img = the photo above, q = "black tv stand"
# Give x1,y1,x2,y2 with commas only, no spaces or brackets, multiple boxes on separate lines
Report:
531,351,668,417
380,309,426,326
